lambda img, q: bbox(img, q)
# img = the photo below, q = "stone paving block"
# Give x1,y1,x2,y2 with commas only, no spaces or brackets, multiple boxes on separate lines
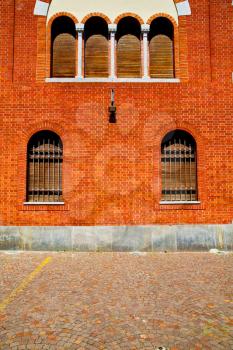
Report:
0,252,233,349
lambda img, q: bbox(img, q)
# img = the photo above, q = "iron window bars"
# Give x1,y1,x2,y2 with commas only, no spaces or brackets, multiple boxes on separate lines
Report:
161,130,197,202
27,131,63,202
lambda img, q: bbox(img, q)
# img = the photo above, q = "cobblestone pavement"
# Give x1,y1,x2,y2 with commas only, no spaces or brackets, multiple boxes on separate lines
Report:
0,252,233,350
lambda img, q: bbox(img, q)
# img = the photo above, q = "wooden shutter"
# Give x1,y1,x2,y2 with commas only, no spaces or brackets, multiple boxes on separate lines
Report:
52,33,76,77
161,139,197,202
117,34,141,78
85,35,109,77
150,34,174,78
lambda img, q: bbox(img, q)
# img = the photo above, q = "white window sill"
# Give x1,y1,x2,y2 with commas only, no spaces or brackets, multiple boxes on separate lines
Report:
46,77,180,84
24,202,65,205
160,201,201,205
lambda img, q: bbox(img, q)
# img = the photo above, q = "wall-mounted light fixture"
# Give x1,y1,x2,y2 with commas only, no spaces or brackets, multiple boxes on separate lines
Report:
109,89,117,123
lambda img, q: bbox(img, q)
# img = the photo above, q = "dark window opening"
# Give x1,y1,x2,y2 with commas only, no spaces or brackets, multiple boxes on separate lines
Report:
161,130,197,202
84,16,109,78
27,131,63,202
149,17,174,78
116,17,141,78
51,16,76,77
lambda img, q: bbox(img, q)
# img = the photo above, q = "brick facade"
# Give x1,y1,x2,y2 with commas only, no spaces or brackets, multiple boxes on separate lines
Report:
0,0,233,226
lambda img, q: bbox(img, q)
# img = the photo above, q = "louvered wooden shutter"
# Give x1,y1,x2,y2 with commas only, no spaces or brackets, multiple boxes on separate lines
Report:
85,35,109,77
52,33,76,77
117,35,141,78
150,34,174,78
161,139,197,202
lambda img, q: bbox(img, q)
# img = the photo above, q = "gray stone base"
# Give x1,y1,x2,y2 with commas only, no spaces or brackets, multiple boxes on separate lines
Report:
0,225,233,252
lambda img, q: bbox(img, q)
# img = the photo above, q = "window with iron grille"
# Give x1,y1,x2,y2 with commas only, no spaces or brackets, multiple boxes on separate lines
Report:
161,130,197,202
27,131,63,203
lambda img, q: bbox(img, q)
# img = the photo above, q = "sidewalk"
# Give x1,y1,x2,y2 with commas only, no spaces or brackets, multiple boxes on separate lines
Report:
0,252,232,349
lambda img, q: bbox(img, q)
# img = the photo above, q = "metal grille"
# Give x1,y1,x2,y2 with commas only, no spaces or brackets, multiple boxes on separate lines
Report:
27,131,63,202
161,131,197,202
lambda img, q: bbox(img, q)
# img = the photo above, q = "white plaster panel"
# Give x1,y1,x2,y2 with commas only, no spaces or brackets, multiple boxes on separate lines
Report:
176,0,191,16
34,0,49,16
47,0,178,24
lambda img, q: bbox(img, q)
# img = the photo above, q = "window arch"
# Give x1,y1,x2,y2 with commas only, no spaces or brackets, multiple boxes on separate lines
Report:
51,16,76,77
149,17,174,78
27,131,63,203
84,16,109,77
161,130,197,202
116,17,141,78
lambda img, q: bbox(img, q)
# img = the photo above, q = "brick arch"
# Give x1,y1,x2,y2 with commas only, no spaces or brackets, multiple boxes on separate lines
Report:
22,121,66,146
114,13,144,25
147,12,180,79
18,121,68,204
81,12,111,24
47,12,78,27
147,13,177,26
155,120,207,204
158,121,207,148
46,12,78,78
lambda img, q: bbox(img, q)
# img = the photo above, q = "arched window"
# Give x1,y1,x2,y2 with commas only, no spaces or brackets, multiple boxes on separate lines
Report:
84,17,109,77
27,131,63,203
161,130,197,202
149,17,174,78
51,16,76,77
116,17,141,78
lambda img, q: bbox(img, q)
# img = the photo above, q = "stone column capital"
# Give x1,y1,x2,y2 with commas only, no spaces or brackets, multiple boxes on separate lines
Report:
108,24,117,33
75,23,85,32
141,24,150,33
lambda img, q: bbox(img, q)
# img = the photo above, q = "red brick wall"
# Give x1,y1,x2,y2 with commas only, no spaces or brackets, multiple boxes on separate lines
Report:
0,0,233,226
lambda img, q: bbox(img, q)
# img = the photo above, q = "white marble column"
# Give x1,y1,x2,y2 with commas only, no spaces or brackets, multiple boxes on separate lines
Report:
141,24,150,79
108,24,117,79
75,23,85,79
